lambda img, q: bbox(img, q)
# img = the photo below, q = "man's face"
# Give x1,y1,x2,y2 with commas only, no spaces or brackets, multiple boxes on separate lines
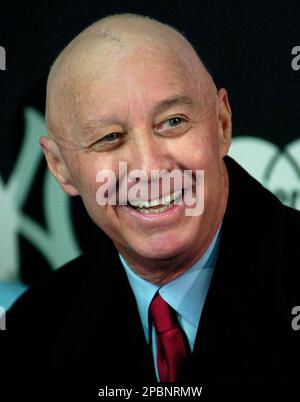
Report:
54,47,231,268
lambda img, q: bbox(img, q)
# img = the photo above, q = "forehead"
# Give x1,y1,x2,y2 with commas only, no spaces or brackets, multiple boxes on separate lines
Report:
70,44,201,123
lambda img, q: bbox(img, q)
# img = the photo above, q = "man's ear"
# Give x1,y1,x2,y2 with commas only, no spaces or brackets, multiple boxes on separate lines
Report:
216,88,232,157
39,136,79,196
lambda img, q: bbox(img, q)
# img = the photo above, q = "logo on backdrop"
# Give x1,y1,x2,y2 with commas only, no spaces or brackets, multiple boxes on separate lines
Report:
0,46,6,70
0,306,6,330
229,137,300,210
291,46,300,71
0,108,80,282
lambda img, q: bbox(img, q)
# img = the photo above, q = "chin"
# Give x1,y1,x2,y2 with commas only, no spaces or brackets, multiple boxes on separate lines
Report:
130,232,192,262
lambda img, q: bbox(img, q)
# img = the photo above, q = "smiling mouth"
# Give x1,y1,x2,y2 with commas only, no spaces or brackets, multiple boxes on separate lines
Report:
128,189,183,214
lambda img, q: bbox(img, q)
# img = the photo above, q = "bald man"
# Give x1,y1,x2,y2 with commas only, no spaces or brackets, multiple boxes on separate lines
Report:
4,14,300,386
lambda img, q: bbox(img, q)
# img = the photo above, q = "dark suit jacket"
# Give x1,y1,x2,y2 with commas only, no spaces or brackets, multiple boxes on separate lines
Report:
3,157,300,388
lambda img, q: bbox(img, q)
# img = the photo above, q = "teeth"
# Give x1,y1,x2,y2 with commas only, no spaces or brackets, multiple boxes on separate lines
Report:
129,190,182,208
137,204,173,214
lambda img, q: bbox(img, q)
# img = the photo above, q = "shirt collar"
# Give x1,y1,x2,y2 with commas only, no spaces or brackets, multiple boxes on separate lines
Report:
119,224,222,341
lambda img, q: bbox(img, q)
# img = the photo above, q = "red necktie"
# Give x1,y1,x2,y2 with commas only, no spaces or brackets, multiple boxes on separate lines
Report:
149,293,191,382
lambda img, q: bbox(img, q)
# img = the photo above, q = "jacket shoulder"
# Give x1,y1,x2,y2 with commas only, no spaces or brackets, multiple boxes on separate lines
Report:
282,205,300,304
7,253,91,325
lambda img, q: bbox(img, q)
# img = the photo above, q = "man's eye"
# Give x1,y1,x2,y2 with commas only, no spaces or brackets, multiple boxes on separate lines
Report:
104,132,120,142
156,116,188,134
90,132,123,152
168,117,182,127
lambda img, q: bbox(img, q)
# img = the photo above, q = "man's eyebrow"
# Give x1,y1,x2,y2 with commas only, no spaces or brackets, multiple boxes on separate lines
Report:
154,95,194,113
80,95,194,135
81,115,121,137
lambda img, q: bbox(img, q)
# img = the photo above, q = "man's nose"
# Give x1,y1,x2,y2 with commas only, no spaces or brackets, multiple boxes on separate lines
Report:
127,129,174,175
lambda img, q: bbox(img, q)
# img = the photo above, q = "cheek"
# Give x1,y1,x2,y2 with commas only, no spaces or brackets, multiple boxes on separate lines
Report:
173,123,224,206
75,166,97,192
70,156,122,228
68,156,106,205
173,123,221,171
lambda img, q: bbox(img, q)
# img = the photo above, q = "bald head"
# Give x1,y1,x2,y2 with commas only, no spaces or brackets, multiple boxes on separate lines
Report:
46,13,216,145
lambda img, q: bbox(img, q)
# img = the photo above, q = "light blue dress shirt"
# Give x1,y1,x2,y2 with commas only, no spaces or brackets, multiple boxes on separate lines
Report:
119,225,221,381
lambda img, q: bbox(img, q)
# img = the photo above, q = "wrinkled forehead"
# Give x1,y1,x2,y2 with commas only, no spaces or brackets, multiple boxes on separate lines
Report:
76,45,208,110
46,28,214,143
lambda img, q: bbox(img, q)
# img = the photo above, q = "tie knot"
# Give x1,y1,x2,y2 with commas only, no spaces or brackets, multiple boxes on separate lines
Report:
149,293,178,334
